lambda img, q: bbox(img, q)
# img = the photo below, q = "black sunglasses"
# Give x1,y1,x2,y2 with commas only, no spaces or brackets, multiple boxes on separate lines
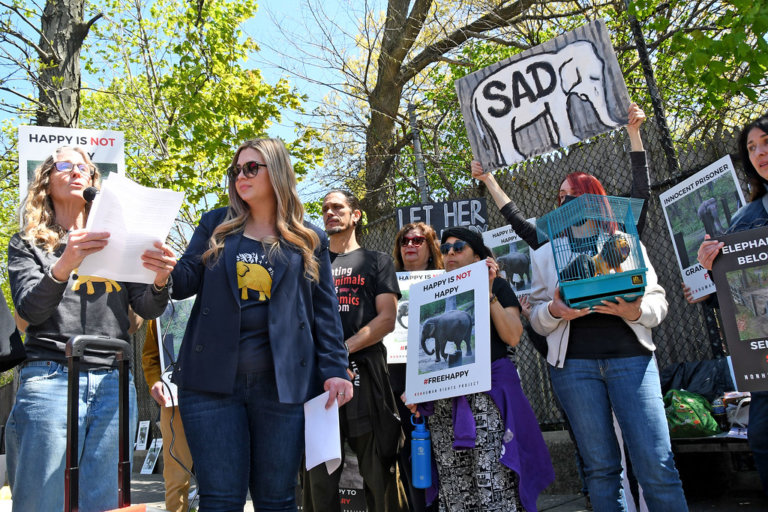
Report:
440,240,469,255
229,161,267,179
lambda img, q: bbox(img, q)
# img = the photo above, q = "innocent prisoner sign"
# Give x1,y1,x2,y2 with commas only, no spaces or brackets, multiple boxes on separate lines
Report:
396,198,488,236
712,226,768,392
659,156,745,300
18,125,125,199
405,260,491,403
456,19,629,171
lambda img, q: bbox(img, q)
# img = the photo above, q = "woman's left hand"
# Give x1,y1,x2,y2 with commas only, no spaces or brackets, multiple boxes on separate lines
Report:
324,377,353,408
592,296,643,321
141,241,176,288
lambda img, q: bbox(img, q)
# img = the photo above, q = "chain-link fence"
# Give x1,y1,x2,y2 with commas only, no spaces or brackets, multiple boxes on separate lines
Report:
357,111,762,427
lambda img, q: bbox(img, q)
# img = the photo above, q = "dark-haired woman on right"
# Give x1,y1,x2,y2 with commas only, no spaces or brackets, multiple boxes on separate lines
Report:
698,113,768,497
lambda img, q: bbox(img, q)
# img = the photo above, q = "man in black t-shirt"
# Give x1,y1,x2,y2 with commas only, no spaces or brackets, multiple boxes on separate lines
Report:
302,190,408,512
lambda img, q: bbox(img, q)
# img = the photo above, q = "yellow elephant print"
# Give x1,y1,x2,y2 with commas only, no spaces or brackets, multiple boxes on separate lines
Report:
72,274,122,295
237,261,272,301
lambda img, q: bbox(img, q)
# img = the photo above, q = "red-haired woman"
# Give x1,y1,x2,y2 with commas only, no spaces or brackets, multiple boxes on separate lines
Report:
527,171,687,511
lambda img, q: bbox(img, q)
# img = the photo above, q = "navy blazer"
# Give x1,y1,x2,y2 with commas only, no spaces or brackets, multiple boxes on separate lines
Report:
170,207,349,403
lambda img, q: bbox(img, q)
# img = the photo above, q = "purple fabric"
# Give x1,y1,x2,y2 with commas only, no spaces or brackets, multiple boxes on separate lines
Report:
447,358,555,512
451,396,477,449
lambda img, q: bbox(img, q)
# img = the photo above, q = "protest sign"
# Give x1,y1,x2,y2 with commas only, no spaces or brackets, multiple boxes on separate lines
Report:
455,19,629,171
712,226,768,392
483,222,536,296
156,297,196,406
405,260,490,403
18,125,125,199
659,156,745,300
396,198,488,236
384,270,445,364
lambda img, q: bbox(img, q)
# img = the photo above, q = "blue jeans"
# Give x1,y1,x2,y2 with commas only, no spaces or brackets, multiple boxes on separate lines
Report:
5,361,137,512
748,391,768,496
549,356,688,512
179,370,304,511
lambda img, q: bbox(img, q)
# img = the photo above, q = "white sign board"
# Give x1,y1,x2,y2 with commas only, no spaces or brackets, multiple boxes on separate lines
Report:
18,125,125,200
384,270,445,364
456,19,629,171
659,155,745,300
483,221,535,297
405,260,490,403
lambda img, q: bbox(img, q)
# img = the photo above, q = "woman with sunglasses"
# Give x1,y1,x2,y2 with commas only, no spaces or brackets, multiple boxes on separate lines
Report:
390,223,443,512
6,146,175,512
169,138,352,511
527,172,687,511
406,227,553,512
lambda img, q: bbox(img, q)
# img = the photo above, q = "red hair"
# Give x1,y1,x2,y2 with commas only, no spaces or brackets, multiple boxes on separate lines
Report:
561,172,616,234
562,172,608,202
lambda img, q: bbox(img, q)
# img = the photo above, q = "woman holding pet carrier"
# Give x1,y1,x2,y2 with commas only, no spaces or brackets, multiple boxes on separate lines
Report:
6,146,175,512
527,170,688,511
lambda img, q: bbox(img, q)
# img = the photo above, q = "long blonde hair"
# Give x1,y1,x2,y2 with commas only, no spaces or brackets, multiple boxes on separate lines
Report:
202,138,320,281
20,146,99,252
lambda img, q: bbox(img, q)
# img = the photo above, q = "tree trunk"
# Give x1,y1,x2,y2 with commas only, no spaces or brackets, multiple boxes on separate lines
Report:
35,0,90,127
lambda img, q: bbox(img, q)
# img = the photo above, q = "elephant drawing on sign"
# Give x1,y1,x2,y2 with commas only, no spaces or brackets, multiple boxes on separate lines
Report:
471,40,624,166
497,252,531,289
397,300,409,329
420,310,473,363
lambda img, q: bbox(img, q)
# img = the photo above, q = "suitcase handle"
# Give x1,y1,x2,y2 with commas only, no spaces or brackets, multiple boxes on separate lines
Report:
65,335,132,360
65,334,133,511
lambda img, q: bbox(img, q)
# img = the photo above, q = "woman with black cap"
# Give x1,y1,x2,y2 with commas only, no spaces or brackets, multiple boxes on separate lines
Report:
406,226,553,512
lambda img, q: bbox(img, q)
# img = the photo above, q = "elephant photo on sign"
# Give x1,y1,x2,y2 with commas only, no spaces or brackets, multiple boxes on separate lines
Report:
456,20,630,170
493,241,532,292
418,290,476,374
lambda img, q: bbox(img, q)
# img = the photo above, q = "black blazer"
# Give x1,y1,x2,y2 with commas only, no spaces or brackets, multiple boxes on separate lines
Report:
170,207,349,403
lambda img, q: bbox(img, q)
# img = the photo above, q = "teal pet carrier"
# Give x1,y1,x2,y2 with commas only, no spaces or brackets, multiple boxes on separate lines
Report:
536,195,647,308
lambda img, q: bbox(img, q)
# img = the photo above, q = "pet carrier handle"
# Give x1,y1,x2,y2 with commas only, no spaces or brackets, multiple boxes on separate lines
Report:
65,335,132,360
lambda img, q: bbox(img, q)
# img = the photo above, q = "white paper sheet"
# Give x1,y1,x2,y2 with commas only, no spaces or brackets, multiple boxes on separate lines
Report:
78,174,184,283
304,391,341,473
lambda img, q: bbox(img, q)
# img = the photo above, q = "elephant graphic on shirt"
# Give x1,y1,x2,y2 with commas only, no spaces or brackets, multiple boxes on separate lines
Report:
471,40,623,166
237,261,272,301
72,274,122,295
420,310,473,363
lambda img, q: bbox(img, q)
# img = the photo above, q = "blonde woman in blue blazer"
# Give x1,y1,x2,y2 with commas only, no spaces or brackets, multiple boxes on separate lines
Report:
170,138,352,511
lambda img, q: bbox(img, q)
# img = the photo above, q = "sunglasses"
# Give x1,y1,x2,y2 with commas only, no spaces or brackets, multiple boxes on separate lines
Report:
54,161,94,177
440,240,469,255
229,161,267,180
401,235,426,247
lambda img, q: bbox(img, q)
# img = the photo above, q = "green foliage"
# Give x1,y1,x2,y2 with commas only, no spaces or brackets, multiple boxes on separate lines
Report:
80,0,322,249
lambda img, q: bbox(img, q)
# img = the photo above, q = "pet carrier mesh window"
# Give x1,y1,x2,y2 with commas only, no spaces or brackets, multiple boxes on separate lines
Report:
535,195,647,308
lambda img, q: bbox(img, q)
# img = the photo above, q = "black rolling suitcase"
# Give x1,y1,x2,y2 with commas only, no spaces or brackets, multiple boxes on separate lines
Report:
64,335,132,512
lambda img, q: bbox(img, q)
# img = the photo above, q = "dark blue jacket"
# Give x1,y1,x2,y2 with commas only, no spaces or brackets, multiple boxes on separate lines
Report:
170,207,349,403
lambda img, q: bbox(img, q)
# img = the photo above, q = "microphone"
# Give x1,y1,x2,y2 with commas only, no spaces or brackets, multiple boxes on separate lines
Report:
83,187,98,203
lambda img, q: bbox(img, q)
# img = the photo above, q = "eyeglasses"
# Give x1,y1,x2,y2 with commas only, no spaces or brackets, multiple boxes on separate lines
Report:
401,235,426,247
229,161,267,180
54,161,94,177
440,240,468,255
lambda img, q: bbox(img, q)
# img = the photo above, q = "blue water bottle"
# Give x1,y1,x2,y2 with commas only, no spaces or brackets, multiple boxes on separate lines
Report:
411,414,432,489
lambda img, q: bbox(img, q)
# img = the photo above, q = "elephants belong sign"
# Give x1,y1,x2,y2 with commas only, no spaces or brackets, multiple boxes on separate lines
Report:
456,19,630,171
404,260,491,403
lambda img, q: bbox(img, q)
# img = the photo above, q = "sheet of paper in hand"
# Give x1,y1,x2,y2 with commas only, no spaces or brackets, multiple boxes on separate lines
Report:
455,19,629,171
